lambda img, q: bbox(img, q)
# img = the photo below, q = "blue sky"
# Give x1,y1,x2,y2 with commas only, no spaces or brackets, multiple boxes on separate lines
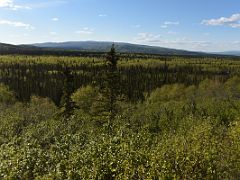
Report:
0,0,240,52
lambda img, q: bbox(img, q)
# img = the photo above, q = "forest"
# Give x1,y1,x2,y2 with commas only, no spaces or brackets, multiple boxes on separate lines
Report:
0,47,240,179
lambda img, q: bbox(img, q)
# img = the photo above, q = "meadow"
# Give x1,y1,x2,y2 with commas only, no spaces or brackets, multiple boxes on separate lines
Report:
0,53,240,179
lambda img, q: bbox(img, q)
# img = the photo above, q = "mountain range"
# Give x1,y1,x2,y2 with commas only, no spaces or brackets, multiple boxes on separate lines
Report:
216,51,240,56
0,43,41,52
32,41,204,56
0,41,239,56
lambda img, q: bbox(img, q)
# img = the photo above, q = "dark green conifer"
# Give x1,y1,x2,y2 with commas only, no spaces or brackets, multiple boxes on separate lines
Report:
92,44,121,129
61,67,75,119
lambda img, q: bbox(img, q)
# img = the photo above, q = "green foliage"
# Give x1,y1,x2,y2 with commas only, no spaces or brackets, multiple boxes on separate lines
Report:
0,55,240,179
92,45,122,130
60,68,76,118
0,54,239,104
71,85,99,114
0,84,15,104
0,96,57,144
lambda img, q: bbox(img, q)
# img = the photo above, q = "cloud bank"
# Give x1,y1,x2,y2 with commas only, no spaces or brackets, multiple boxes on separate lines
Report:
202,13,240,28
0,19,34,29
0,0,30,10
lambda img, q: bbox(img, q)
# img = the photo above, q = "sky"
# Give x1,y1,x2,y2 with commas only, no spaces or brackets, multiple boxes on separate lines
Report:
0,0,240,52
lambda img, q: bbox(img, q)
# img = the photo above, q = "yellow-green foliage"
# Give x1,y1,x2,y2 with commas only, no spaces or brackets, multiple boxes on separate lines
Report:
0,72,239,179
0,84,15,104
71,85,99,114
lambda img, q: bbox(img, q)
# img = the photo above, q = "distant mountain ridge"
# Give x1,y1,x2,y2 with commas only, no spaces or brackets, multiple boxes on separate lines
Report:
0,41,239,56
32,41,205,56
216,51,240,56
0,43,41,52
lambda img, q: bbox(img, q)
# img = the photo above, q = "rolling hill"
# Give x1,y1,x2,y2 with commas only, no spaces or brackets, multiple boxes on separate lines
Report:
0,43,41,53
216,51,240,56
1,41,239,56
32,41,205,56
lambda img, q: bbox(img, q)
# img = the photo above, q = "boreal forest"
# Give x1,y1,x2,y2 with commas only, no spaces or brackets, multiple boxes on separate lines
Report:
0,44,239,179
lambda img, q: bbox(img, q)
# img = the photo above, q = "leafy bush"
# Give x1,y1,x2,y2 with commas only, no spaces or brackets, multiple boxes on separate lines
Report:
0,84,15,105
0,78,240,179
71,85,99,114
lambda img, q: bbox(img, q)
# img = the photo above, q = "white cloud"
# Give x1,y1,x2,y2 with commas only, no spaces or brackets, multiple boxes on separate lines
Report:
135,33,162,43
132,24,141,28
26,1,67,9
202,13,240,28
203,33,210,36
164,21,180,25
233,41,240,44
229,23,240,28
134,32,213,51
99,14,107,17
50,32,57,36
51,17,59,21
9,33,29,38
75,27,94,35
0,0,30,10
168,31,177,35
0,19,34,29
0,0,11,7
161,21,179,28
161,25,168,29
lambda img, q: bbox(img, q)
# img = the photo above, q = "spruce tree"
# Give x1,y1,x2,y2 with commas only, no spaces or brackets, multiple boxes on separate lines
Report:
60,67,75,119
92,44,121,129
106,44,120,118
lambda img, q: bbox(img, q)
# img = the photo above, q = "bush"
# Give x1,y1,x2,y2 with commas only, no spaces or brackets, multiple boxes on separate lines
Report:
0,84,16,105
71,85,99,114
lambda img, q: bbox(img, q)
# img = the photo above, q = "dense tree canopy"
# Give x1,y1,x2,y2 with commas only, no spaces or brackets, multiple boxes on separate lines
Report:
0,53,239,179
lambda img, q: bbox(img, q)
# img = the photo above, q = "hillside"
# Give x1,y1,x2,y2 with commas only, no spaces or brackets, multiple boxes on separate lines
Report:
32,41,205,56
0,43,22,52
1,41,238,57
217,51,240,56
0,43,99,56
0,43,41,53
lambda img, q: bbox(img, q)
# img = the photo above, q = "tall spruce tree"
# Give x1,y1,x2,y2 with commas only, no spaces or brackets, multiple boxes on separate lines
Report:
60,67,75,119
106,44,120,120
92,44,121,129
